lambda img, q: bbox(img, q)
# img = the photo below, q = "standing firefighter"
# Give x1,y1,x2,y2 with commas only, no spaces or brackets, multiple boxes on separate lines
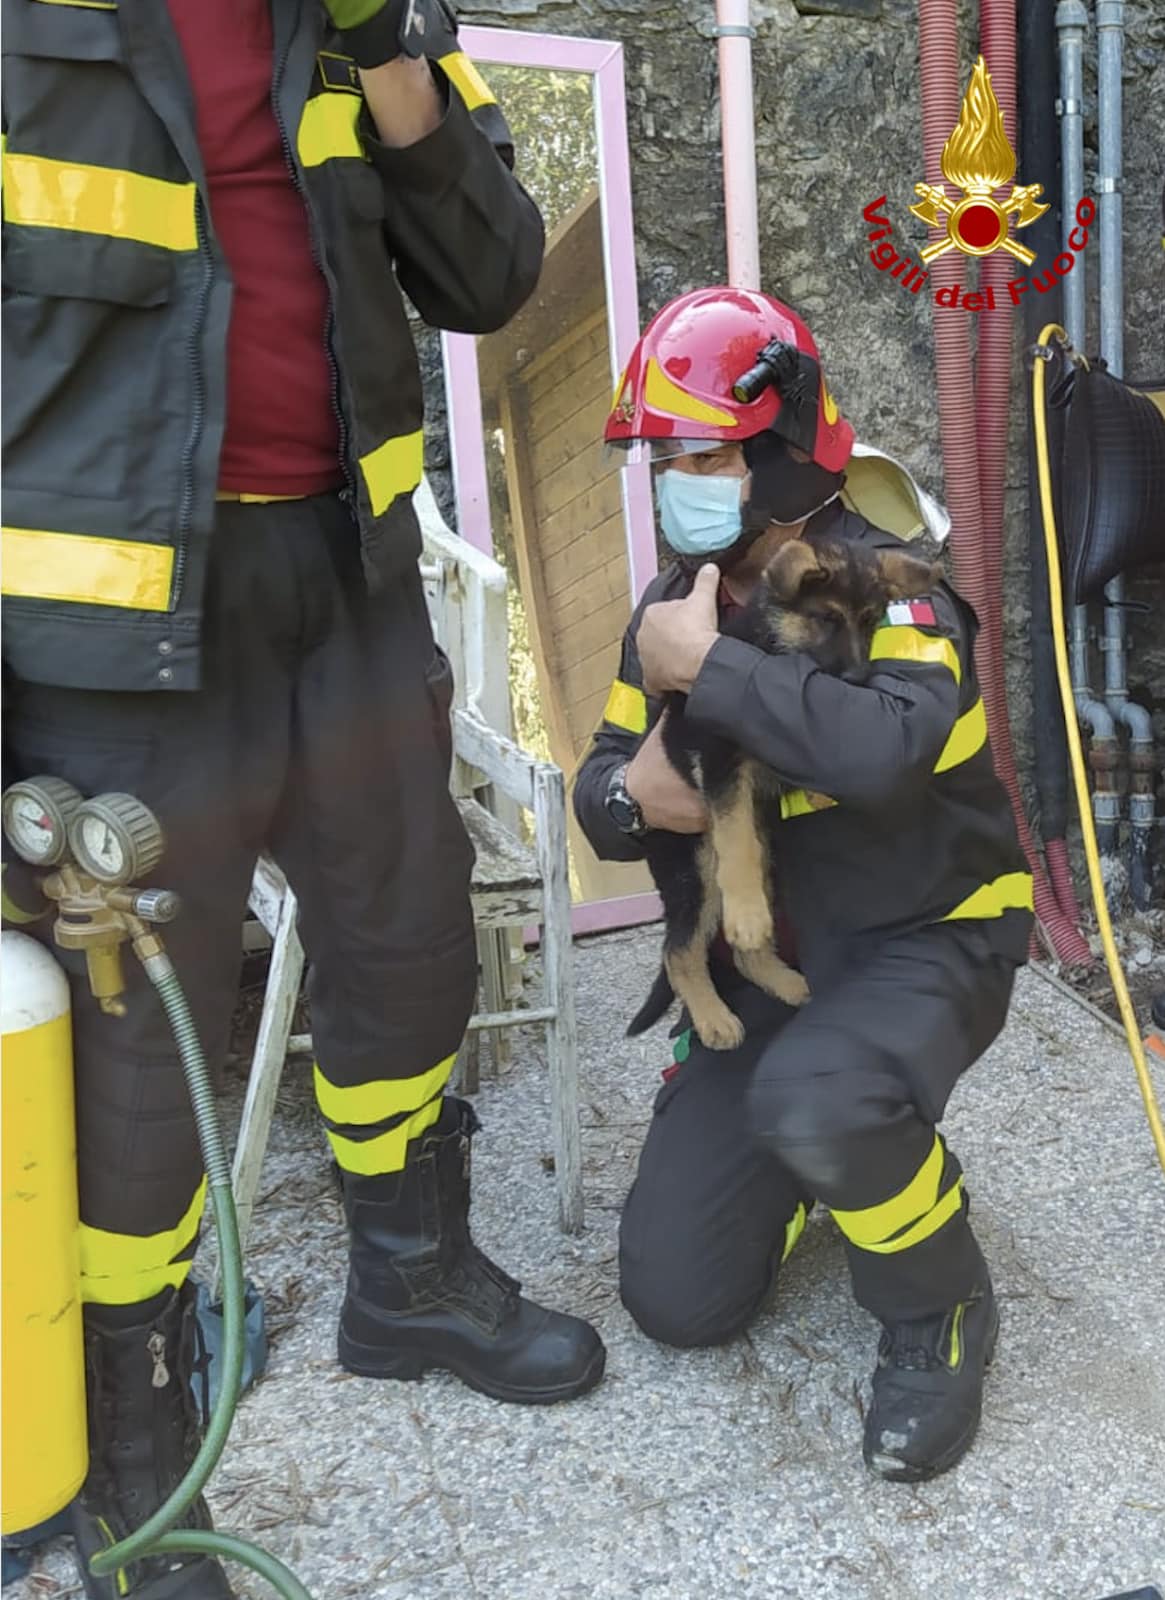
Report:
2,2,605,1594
574,287,1033,1482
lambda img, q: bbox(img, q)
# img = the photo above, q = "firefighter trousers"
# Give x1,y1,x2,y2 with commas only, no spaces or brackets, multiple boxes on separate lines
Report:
6,493,478,1309
619,920,1019,1339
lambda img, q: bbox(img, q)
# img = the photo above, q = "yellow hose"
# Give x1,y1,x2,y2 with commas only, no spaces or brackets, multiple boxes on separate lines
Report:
1032,323,1165,1175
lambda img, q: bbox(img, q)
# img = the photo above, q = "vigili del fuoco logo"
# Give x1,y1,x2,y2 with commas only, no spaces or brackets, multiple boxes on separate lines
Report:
863,55,1093,311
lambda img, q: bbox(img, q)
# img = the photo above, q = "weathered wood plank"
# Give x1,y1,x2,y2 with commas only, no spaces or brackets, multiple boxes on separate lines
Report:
552,555,630,634
499,382,577,770
228,878,305,1277
533,445,616,529
556,592,630,677
533,764,584,1233
456,796,540,892
561,636,626,706
543,508,626,599
522,309,608,399
524,391,613,482
526,349,613,445
453,710,537,810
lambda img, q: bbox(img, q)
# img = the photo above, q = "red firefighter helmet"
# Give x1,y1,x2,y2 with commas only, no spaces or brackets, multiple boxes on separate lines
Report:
605,287,854,473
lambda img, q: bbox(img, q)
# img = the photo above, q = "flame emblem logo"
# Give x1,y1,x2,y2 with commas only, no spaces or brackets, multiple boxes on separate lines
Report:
910,55,1049,266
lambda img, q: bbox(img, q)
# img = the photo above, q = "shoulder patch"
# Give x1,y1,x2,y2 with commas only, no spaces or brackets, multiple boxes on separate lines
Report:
884,598,937,627
318,51,361,94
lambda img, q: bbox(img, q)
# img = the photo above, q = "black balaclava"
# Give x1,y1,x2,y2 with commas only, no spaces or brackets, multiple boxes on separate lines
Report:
741,432,846,533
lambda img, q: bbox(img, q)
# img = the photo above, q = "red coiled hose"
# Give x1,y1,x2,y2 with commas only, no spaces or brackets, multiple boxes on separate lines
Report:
919,0,1091,965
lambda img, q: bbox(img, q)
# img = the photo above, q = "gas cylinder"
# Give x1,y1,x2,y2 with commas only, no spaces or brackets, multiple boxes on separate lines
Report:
1,930,87,1535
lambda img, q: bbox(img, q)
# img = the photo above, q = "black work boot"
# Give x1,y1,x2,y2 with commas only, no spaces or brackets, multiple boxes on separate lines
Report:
862,1278,999,1483
71,1286,235,1599
338,1097,606,1404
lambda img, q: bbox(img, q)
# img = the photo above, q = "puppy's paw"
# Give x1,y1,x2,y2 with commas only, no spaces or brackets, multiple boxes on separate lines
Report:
691,1002,746,1051
722,896,774,953
734,947,810,1008
774,969,811,1007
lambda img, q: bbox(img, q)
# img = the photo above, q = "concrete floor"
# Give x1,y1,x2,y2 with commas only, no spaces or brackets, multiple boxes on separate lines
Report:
8,929,1165,1600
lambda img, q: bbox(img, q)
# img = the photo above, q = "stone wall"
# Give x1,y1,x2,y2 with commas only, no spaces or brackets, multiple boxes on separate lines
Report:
419,0,1165,868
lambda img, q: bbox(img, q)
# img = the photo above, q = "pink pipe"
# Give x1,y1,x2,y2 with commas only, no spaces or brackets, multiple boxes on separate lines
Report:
920,0,1090,965
716,0,761,290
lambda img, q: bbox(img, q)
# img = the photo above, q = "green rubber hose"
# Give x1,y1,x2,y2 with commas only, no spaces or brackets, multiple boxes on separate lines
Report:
86,955,315,1600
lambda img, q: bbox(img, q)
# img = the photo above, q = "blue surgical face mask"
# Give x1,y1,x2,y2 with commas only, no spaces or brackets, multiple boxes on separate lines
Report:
654,469,744,556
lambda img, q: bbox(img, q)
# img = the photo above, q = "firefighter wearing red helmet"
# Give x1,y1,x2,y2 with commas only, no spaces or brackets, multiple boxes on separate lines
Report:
575,286,1034,1483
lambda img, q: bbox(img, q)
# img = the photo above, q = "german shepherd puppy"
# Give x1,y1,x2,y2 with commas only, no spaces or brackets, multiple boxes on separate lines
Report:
629,536,943,1050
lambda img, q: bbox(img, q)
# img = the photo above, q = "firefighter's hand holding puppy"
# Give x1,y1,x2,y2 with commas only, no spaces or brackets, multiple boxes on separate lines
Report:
637,563,722,695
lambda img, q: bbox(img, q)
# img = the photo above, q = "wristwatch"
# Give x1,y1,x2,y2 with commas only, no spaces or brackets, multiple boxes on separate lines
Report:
604,763,649,838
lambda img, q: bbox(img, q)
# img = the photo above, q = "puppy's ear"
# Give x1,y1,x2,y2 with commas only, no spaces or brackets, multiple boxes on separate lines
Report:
766,539,826,606
877,549,943,600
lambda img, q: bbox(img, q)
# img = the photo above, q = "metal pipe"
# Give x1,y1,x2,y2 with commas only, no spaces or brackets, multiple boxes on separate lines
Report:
1057,1,1117,753
1096,0,1155,908
715,0,761,291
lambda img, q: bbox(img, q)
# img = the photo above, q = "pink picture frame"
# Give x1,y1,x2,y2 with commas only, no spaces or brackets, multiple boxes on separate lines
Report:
441,27,662,938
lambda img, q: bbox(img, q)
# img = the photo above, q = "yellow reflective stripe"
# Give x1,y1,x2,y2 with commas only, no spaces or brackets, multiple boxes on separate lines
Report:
856,1178,965,1255
438,50,497,112
643,358,740,429
779,788,837,819
943,870,1034,922
603,679,647,735
831,1136,943,1248
948,1301,965,1368
936,696,987,773
869,624,962,685
2,153,197,251
327,1096,443,1176
781,1202,807,1264
313,1055,455,1126
79,1178,207,1304
2,527,174,611
359,429,424,517
297,92,365,168
32,0,118,7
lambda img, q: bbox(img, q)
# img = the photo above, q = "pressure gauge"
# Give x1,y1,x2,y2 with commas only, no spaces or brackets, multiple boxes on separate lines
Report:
1,777,83,866
68,794,165,886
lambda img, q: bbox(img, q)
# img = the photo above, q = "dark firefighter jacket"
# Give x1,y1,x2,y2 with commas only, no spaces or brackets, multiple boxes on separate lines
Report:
1,0,542,693
573,503,1035,988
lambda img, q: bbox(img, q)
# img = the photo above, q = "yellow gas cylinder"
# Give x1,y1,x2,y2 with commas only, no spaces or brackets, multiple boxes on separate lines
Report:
1,929,88,1535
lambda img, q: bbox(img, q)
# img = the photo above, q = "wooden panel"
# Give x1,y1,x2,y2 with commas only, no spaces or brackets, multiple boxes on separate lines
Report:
523,395,613,487
526,349,613,445
554,555,631,634
534,443,618,530
522,311,609,402
561,637,625,708
556,596,633,673
542,508,625,599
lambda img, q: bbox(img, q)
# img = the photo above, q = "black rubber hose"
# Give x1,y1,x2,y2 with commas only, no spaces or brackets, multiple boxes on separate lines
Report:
1019,0,1071,843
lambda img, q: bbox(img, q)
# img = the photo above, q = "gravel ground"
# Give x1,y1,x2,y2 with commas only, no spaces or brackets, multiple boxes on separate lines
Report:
7,929,1165,1600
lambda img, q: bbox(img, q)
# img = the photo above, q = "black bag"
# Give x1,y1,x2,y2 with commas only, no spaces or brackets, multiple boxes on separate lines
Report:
1056,362,1165,605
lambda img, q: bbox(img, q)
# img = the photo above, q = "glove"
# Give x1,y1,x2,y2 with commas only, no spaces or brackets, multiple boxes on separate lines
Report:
325,0,457,70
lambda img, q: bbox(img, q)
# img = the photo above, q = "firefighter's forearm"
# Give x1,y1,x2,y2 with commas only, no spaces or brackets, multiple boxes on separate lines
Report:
686,637,954,807
370,85,545,334
359,55,445,148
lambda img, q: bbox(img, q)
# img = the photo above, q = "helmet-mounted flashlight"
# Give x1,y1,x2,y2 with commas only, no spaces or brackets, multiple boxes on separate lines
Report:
731,338,809,408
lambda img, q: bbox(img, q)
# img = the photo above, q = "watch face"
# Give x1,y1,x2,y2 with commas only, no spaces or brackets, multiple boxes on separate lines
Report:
608,795,637,830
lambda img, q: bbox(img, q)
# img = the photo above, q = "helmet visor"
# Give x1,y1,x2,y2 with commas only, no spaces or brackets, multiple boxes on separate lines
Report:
602,436,736,468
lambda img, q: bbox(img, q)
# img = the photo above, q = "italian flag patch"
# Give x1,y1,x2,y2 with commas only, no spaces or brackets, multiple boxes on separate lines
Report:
884,598,937,627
